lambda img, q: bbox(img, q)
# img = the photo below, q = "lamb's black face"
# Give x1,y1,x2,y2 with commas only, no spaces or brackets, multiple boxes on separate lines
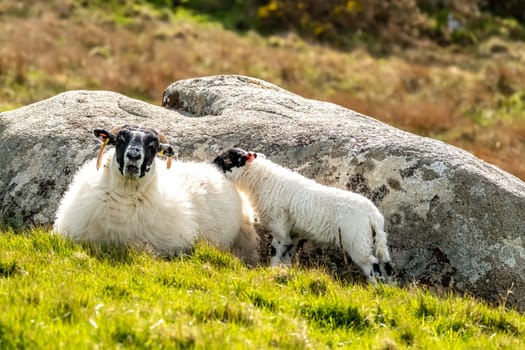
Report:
94,125,174,179
213,148,257,173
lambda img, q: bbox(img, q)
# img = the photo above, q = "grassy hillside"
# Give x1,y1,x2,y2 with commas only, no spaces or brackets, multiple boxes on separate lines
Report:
0,230,523,349
0,0,524,181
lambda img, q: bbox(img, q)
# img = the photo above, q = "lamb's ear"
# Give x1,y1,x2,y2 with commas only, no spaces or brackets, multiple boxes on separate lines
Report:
212,155,228,173
158,143,174,169
93,128,116,170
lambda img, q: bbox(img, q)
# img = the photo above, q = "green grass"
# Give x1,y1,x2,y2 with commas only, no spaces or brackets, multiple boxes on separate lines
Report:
0,230,523,349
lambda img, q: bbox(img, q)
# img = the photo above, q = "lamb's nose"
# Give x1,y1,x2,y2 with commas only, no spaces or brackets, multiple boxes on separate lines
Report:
126,148,141,161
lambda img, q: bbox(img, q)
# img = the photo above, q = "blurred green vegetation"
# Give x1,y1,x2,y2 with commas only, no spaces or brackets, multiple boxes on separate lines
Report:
62,0,525,52
166,0,525,51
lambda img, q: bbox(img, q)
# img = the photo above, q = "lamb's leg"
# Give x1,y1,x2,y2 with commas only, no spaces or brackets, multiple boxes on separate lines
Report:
380,262,395,284
267,219,294,267
270,237,294,266
272,236,303,266
357,258,379,284
339,227,379,284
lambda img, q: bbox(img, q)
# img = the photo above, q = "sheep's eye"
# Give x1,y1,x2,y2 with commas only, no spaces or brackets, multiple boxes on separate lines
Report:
148,141,158,150
116,135,125,144
223,158,232,166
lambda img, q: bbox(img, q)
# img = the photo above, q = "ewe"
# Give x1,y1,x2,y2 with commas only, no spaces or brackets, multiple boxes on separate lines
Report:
214,148,393,283
54,125,259,265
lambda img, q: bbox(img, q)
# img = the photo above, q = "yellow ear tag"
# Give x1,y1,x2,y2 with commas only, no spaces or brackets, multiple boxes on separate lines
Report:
158,150,172,169
96,138,110,170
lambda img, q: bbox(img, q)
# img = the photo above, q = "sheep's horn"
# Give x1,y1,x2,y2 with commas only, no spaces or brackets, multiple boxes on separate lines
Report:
96,138,110,170
110,126,124,135
157,131,172,169
157,131,168,144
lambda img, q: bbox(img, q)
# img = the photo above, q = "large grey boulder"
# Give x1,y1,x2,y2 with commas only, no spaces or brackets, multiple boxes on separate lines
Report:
1,75,524,310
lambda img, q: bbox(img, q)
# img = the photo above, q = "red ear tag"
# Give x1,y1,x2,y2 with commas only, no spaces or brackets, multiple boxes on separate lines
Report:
246,152,256,163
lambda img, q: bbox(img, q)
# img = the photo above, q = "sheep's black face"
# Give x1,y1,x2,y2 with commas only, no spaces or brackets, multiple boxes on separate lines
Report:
114,128,160,178
213,148,257,173
94,125,174,179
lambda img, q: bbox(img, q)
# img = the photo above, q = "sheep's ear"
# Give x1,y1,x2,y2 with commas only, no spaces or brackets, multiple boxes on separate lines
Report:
94,128,116,145
93,128,116,170
158,143,174,169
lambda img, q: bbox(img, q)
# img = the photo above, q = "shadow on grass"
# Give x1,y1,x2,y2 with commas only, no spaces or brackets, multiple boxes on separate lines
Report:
0,260,20,278
81,241,195,266
301,303,369,330
80,242,139,265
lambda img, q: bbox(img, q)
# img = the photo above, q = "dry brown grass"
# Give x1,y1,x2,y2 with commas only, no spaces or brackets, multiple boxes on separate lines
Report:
1,1,524,180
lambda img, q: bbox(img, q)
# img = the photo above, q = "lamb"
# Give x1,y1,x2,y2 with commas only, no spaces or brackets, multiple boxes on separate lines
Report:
213,148,394,283
53,125,259,265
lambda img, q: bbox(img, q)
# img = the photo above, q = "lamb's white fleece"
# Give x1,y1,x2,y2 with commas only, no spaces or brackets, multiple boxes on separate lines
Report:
222,152,392,282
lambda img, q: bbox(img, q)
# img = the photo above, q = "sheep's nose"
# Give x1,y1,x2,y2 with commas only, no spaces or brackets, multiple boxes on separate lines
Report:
126,148,141,161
